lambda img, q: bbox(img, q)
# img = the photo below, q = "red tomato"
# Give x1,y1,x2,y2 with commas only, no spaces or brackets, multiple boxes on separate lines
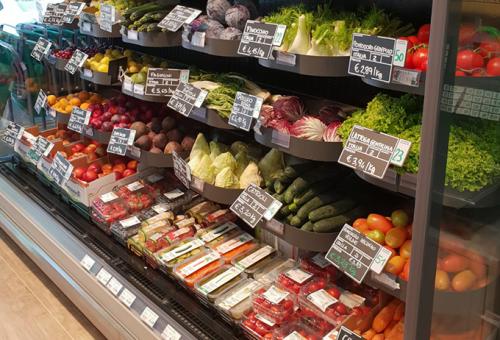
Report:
407,35,420,46
367,213,393,233
455,70,466,76
478,39,500,58
404,50,415,69
327,287,341,299
418,59,428,71
412,48,429,69
417,24,431,44
456,49,484,70
486,57,500,76
458,24,476,46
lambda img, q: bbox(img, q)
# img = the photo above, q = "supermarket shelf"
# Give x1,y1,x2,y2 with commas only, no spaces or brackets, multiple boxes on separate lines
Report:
361,68,426,95
0,163,239,340
258,52,349,77
189,107,236,130
125,148,189,168
365,272,407,301
121,28,181,48
181,35,245,58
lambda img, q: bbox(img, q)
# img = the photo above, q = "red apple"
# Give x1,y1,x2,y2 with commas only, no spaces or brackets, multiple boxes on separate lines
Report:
123,169,136,177
92,109,103,117
101,121,113,132
113,170,123,180
102,111,113,122
83,169,98,182
87,152,98,162
83,146,95,154
119,115,130,124
88,163,102,174
71,143,85,153
73,167,87,180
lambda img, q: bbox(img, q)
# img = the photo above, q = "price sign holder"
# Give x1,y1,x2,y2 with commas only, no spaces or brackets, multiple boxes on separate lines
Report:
31,37,52,62
34,89,47,115
107,128,136,156
64,49,88,75
1,121,24,147
167,82,207,116
43,3,66,26
162,325,181,340
49,152,73,186
99,4,116,32
27,136,54,163
336,326,364,340
228,91,263,131
348,33,396,83
172,151,191,188
230,184,282,228
338,125,411,179
67,107,91,133
157,5,201,32
325,224,390,284
238,20,286,59
63,2,85,23
145,68,189,97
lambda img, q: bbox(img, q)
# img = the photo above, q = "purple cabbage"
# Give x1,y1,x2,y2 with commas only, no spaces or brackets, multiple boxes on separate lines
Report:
225,5,250,31
272,96,305,122
206,0,231,25
219,27,242,40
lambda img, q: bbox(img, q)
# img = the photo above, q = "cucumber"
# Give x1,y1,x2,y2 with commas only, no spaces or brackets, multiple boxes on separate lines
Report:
282,166,341,204
285,214,295,224
312,206,365,233
274,163,314,182
279,204,291,216
308,199,357,222
293,179,336,207
289,215,302,227
288,202,299,213
130,4,163,21
301,221,314,231
296,193,342,220
274,180,287,194
272,192,284,202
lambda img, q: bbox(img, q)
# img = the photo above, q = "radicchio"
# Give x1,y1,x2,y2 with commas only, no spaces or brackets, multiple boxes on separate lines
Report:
290,116,326,141
323,121,342,142
269,120,292,134
317,104,345,125
259,104,276,127
272,96,305,122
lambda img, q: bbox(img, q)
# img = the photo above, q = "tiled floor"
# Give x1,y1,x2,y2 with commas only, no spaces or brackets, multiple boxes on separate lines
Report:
0,229,105,340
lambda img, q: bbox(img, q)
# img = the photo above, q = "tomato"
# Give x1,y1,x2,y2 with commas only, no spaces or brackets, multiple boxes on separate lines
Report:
412,48,429,70
451,270,477,292
127,160,138,170
367,213,393,233
404,50,414,69
399,261,410,281
455,70,467,76
478,39,500,58
391,209,410,228
334,302,348,315
456,49,484,70
366,230,385,244
353,218,367,229
385,227,408,248
441,254,469,273
417,24,431,44
326,287,341,299
458,25,476,46
435,269,451,290
407,35,420,46
385,256,406,275
400,240,412,259
354,218,370,233
486,57,500,76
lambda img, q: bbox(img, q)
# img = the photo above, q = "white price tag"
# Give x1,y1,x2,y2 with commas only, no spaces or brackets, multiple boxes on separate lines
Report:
134,84,145,95
164,188,185,200
284,268,313,284
393,39,408,67
191,31,205,47
118,288,136,308
307,289,338,312
82,22,91,32
263,285,289,304
127,30,139,40
96,268,112,286
126,181,144,192
100,192,118,203
80,255,95,271
140,307,159,328
162,325,181,340
83,68,92,78
276,51,296,66
370,246,393,274
390,138,412,167
106,277,123,296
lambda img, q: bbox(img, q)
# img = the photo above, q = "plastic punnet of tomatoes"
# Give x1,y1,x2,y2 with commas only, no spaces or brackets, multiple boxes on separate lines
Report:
272,321,324,340
299,277,369,330
91,191,130,233
115,180,155,213
300,253,340,282
155,189,202,213
241,309,281,340
215,279,264,323
253,258,296,285
143,172,180,199
173,249,225,288
211,232,257,264
277,267,316,294
252,284,298,323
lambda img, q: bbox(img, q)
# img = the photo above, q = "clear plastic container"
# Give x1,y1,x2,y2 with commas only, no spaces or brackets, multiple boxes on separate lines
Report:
240,309,280,339
110,214,145,244
299,253,340,282
127,234,145,258
196,221,240,243
210,232,257,264
115,180,155,213
186,201,221,223
165,226,196,245
194,265,246,303
254,258,296,285
298,277,367,331
156,188,202,213
215,279,264,322
143,172,178,199
272,321,324,340
143,226,175,253
128,223,175,258
232,244,278,277
91,192,130,233
277,267,315,294
252,284,298,323
156,238,206,273
200,209,238,228
173,249,225,288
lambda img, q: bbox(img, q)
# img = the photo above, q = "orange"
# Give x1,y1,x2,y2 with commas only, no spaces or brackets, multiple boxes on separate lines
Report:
399,261,410,281
384,256,405,275
64,104,73,114
69,97,81,106
80,102,90,110
435,270,450,290
47,95,57,106
58,98,68,106
78,91,90,101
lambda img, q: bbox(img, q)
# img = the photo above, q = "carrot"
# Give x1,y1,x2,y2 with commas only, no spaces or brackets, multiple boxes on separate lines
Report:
221,243,255,263
184,261,222,287
385,320,404,340
384,320,398,337
373,334,385,340
393,302,405,321
372,299,400,332
362,329,377,340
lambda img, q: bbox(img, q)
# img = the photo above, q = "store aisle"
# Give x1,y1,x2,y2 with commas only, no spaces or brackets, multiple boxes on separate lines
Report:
0,229,105,340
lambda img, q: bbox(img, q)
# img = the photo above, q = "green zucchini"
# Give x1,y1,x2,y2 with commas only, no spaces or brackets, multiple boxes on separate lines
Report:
282,166,341,203
296,193,342,219
312,206,365,233
285,214,295,224
130,4,164,22
274,163,314,182
293,179,335,207
279,204,291,216
308,199,357,222
289,215,302,227
301,221,314,231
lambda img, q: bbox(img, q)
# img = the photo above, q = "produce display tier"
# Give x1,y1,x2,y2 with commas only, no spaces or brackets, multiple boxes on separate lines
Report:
355,169,500,209
0,163,239,340
258,52,350,77
190,175,243,205
79,22,122,38
189,107,236,130
254,126,343,162
80,69,120,86
125,148,189,168
83,128,112,144
121,84,171,103
361,68,426,95
181,36,245,58
121,28,182,47
46,55,69,71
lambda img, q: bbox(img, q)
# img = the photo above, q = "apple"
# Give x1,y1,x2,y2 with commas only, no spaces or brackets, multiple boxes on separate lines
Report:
88,163,102,174
71,143,85,153
102,121,113,132
113,170,123,180
93,109,103,117
119,115,130,124
73,167,87,180
118,122,129,128
102,111,113,122
87,152,98,162
83,169,98,182
83,146,95,154
123,169,136,177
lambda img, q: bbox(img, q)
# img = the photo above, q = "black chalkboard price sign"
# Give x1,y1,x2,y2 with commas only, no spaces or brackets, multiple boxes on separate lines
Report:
172,151,191,189
31,37,52,62
1,122,24,147
64,49,88,75
228,92,263,131
230,184,282,228
107,128,136,156
145,68,189,97
167,82,207,117
157,5,201,32
238,21,286,59
49,152,74,186
68,107,91,133
63,2,85,24
27,136,54,163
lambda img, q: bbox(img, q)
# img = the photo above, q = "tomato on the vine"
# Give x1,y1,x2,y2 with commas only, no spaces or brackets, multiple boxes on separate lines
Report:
412,47,429,69
458,24,476,46
456,49,484,70
417,24,431,44
407,35,420,46
486,57,500,76
455,70,466,76
478,40,500,58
